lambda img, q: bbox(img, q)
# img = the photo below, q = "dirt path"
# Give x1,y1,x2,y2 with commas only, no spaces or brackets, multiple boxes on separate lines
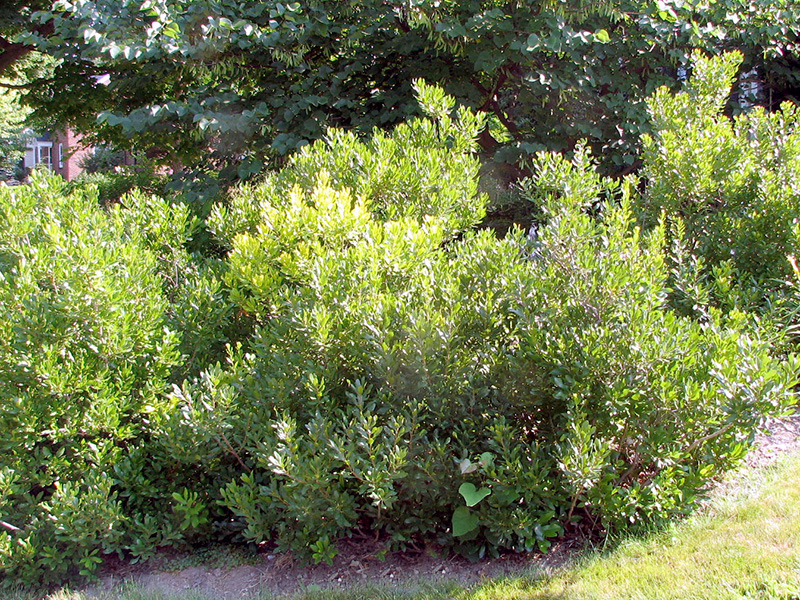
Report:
86,412,800,600
91,530,577,599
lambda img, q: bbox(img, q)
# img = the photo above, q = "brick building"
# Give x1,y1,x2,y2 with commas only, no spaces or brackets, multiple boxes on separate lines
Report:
23,128,92,181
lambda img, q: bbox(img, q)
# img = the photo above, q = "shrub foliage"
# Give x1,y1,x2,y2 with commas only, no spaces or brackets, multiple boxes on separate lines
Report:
0,176,182,581
0,70,798,585
642,51,800,303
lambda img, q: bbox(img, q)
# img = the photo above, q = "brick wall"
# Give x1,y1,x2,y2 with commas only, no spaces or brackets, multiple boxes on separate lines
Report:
53,129,92,181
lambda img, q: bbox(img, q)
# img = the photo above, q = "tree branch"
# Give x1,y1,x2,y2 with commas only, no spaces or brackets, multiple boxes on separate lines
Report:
0,20,54,74
685,420,737,455
0,80,36,89
490,97,521,139
473,67,524,146
473,70,520,153
0,520,21,533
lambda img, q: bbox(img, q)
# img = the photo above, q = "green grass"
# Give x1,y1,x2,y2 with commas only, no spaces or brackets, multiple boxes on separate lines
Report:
516,456,800,600
18,453,800,600
469,455,800,600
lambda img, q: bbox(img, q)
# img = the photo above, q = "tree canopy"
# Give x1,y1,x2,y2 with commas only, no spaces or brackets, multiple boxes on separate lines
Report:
4,0,800,178
0,1,52,74
0,88,30,180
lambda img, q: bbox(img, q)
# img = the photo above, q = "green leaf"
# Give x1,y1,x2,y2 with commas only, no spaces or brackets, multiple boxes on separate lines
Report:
459,482,491,507
594,29,610,43
459,458,478,474
162,22,181,39
452,506,479,537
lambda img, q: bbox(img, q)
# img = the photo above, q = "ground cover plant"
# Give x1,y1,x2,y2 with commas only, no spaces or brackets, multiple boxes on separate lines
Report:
1,56,799,588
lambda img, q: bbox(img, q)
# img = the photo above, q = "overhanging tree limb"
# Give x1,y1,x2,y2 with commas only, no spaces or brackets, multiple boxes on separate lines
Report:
0,20,53,73
0,79,36,89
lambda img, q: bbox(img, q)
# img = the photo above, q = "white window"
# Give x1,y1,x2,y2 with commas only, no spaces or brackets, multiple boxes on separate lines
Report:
58,144,64,168
37,145,52,169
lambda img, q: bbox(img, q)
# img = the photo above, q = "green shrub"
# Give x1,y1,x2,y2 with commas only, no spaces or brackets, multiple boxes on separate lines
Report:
68,164,168,206
178,83,797,562
512,147,797,531
79,145,127,174
208,80,487,253
640,51,800,309
0,174,240,585
2,72,797,587
107,187,251,379
0,174,179,582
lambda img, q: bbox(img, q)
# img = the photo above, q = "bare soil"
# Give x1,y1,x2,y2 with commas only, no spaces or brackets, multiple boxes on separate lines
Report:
88,534,581,599
746,411,800,469
85,411,800,600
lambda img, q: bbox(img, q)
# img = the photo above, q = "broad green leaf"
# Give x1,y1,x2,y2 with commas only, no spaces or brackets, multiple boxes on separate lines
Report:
594,29,610,43
459,482,491,507
452,506,479,537
459,458,478,474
